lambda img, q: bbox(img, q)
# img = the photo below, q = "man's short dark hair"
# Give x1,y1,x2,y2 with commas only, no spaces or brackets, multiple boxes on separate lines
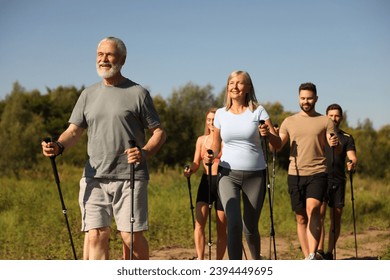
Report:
299,82,317,96
326,103,343,116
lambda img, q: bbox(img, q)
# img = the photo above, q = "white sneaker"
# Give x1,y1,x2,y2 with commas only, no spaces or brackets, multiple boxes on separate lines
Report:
305,253,316,260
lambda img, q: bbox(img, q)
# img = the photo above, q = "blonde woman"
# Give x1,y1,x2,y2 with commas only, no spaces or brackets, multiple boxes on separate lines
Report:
205,71,281,260
184,108,227,260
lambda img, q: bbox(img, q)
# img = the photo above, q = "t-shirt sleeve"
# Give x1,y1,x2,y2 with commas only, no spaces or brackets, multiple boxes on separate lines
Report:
140,90,161,129
346,134,356,152
214,109,222,129
326,118,335,135
69,91,88,128
254,105,270,123
279,118,289,135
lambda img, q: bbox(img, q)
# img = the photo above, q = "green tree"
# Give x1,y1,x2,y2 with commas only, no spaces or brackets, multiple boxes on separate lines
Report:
353,119,378,177
148,94,169,169
0,83,44,178
42,86,87,166
372,125,390,180
42,86,82,138
159,82,219,167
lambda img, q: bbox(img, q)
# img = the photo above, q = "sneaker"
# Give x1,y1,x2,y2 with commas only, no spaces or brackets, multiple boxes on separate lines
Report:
305,253,316,260
324,252,333,260
316,250,325,260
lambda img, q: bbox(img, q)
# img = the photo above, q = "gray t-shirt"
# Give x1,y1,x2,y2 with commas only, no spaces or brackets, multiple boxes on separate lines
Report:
69,79,161,180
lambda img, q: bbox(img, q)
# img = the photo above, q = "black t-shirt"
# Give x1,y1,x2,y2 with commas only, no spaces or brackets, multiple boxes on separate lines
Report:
325,129,356,185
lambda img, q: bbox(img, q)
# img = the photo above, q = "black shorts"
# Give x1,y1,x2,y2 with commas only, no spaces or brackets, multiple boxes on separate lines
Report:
287,172,327,212
196,173,224,211
324,180,346,208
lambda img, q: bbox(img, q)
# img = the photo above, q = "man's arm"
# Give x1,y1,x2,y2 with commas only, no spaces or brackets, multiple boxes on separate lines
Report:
346,150,358,171
270,131,289,153
142,125,167,159
41,123,85,157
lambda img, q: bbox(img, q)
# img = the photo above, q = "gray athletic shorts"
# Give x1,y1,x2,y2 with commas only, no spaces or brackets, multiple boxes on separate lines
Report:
79,177,148,232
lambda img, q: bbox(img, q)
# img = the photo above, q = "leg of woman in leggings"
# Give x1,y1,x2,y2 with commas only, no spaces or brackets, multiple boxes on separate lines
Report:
218,168,243,260
242,169,266,260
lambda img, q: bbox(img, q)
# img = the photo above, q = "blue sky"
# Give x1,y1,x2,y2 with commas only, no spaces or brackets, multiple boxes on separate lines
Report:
1,0,389,129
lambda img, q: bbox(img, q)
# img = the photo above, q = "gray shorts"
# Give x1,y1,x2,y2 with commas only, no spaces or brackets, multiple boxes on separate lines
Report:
79,177,148,232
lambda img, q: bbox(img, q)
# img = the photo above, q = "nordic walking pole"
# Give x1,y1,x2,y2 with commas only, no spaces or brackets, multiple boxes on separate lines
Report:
128,139,136,260
259,121,277,260
184,165,195,230
268,124,278,260
330,133,337,260
43,137,77,260
206,149,214,260
348,160,358,259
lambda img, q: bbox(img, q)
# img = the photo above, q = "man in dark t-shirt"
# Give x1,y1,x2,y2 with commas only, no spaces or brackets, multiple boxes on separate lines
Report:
318,104,358,260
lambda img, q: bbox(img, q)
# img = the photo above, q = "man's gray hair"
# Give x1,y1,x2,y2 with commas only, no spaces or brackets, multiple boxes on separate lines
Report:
98,37,127,57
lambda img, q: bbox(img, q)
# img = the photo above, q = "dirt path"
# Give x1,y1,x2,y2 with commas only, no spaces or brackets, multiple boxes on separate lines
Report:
149,228,389,260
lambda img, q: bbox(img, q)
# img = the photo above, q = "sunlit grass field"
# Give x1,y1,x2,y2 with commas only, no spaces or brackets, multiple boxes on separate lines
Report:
1,161,389,259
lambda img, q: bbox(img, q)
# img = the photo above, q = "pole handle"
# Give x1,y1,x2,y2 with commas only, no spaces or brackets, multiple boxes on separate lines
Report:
43,137,56,159
206,149,213,166
128,139,136,148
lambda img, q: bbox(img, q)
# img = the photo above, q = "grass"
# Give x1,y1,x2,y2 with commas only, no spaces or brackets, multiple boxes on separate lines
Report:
0,162,389,259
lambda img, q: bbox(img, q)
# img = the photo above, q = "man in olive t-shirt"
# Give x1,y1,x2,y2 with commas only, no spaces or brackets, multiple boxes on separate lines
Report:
277,82,338,260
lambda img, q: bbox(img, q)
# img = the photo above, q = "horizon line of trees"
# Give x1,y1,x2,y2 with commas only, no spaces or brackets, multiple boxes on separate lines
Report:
1,82,389,180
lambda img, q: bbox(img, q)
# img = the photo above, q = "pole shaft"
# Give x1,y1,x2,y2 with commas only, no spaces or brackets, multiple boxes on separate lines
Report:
128,139,136,260
331,146,337,260
207,163,212,260
350,171,358,258
187,177,195,230
49,157,77,260
261,134,277,260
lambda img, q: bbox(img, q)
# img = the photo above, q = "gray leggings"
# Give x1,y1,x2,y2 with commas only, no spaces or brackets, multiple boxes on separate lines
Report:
218,167,266,260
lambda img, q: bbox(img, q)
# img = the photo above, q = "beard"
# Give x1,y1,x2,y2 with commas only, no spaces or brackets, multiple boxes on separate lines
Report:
96,62,122,79
300,103,315,113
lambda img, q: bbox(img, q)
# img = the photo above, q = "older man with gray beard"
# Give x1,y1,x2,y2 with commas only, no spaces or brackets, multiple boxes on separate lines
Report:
42,37,166,260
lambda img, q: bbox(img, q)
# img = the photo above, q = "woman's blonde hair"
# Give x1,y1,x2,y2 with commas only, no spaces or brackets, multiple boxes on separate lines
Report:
204,108,218,135
224,70,258,112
